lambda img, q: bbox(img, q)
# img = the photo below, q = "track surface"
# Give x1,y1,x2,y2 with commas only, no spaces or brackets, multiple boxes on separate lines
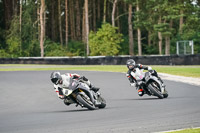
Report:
0,71,200,133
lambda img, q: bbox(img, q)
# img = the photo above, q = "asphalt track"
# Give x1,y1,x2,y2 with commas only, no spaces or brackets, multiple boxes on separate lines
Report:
0,70,200,133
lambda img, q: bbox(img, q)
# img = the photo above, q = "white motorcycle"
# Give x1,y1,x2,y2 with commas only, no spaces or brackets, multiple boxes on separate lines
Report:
55,77,106,110
131,68,168,99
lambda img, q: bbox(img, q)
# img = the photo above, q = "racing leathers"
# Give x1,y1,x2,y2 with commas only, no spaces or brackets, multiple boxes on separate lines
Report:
53,73,91,99
126,64,152,96
127,64,152,84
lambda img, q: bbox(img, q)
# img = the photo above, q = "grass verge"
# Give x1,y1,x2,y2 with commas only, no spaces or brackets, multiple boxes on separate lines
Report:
0,64,200,78
164,128,200,133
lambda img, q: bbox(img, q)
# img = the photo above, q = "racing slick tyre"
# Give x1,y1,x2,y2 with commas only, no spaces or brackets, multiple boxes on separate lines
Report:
163,93,168,98
98,96,106,109
148,83,164,99
76,94,96,110
163,89,169,98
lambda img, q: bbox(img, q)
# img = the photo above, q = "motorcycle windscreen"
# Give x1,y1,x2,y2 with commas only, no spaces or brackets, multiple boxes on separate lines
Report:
68,77,79,91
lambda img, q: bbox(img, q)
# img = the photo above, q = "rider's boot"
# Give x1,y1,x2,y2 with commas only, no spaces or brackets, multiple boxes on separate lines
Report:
138,89,144,96
83,79,99,92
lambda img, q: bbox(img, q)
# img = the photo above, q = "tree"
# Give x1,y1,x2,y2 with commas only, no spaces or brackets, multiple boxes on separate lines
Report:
19,0,22,35
136,0,142,56
75,0,81,40
6,16,21,57
2,0,16,30
82,5,86,43
40,0,45,57
49,0,57,41
85,0,89,56
69,0,75,40
89,23,123,56
97,0,101,20
93,0,97,31
103,0,107,22
128,4,134,55
58,0,63,45
112,0,118,27
157,16,163,55
65,0,68,48
1,0,200,57
5,0,39,57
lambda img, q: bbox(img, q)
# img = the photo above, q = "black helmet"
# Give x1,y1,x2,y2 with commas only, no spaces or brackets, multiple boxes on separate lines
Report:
126,59,135,70
50,72,62,85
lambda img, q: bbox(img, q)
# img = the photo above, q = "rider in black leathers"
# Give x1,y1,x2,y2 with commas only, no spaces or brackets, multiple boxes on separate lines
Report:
126,59,163,96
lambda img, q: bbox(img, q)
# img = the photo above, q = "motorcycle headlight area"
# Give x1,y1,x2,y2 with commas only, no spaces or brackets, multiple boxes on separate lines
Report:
63,89,73,96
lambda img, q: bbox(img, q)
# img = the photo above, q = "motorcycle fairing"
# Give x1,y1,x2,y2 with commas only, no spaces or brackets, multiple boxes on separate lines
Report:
145,72,164,94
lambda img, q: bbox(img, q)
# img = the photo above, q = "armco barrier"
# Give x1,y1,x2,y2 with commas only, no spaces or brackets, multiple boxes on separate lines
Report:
0,54,200,65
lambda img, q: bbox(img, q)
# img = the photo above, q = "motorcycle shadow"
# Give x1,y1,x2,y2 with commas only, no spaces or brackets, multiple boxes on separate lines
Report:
49,106,108,113
124,97,161,101
50,108,93,113
135,98,160,100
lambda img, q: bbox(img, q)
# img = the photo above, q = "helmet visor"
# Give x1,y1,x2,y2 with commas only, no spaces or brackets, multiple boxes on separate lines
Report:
51,78,59,85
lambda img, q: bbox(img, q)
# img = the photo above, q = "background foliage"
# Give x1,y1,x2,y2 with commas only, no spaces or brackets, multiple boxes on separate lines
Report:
0,0,200,57
89,23,123,56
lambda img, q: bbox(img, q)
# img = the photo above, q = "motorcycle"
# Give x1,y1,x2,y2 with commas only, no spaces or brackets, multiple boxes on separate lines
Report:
131,68,168,99
54,77,106,110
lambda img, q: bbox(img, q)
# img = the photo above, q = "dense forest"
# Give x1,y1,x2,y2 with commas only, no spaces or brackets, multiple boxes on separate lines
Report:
0,0,200,57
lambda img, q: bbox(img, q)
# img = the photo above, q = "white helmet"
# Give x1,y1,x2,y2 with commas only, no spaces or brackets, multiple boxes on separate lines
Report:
126,59,136,70
50,72,62,85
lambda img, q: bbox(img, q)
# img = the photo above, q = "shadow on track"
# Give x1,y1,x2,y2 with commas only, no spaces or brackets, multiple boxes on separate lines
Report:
43,108,91,113
43,107,111,113
114,97,160,101
132,98,162,100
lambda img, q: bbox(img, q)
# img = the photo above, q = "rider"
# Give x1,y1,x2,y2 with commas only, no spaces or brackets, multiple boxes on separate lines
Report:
50,71,99,105
126,59,163,97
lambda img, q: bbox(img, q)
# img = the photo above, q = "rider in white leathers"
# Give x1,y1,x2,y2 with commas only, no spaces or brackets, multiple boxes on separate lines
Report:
50,72,99,105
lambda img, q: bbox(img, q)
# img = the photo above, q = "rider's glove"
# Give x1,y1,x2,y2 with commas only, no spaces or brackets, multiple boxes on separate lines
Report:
78,76,88,81
81,76,88,81
148,66,152,71
130,83,136,87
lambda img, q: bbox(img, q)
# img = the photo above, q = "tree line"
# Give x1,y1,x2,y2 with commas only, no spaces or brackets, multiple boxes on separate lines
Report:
0,0,200,57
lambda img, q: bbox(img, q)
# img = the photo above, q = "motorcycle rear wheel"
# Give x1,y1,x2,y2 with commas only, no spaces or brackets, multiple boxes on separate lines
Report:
148,83,164,99
77,94,96,110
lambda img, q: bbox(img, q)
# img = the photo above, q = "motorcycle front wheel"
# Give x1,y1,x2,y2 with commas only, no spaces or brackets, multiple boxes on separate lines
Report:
148,83,164,99
163,88,169,98
98,96,106,109
76,94,96,110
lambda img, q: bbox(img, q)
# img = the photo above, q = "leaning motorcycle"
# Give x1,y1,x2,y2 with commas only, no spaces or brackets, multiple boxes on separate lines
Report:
54,77,106,110
131,68,168,99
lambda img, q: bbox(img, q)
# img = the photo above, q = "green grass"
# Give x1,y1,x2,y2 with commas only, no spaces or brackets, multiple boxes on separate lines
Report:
166,128,200,133
152,66,200,78
0,64,200,78
0,65,126,72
